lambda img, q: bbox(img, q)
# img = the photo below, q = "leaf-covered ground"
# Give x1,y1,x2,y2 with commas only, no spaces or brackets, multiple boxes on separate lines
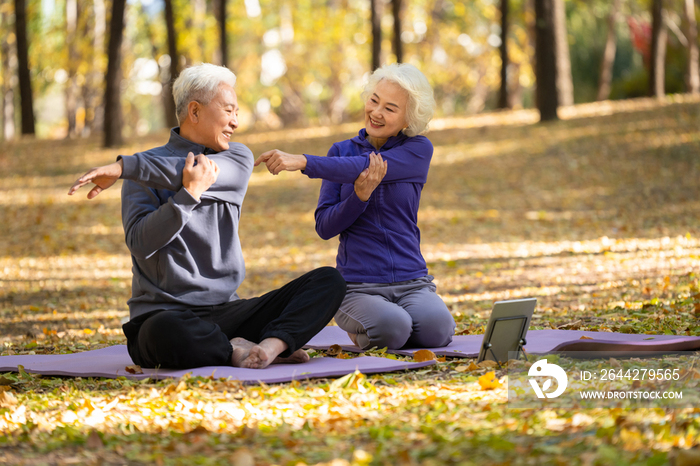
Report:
2,97,700,465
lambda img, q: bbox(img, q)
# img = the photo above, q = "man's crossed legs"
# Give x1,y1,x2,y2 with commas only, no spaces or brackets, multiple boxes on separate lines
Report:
123,267,345,369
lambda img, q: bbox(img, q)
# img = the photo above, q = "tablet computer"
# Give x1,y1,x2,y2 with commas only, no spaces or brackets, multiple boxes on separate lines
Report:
477,298,537,364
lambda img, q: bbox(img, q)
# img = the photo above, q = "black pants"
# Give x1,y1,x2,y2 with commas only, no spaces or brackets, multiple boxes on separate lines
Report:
122,267,345,369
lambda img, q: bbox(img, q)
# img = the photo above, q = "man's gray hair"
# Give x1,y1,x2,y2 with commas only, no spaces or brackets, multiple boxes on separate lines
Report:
361,63,435,137
172,63,237,124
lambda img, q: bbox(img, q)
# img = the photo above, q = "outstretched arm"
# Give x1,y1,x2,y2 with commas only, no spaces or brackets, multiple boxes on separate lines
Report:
256,136,433,185
68,153,220,200
69,145,253,204
117,146,253,199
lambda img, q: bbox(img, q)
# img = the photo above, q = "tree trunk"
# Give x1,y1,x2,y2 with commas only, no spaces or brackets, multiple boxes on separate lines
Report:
371,0,381,70
683,0,699,94
552,0,572,106
164,0,179,128
2,6,16,142
498,0,510,109
523,0,537,108
649,0,667,98
392,0,402,63
103,0,126,148
83,0,105,135
66,0,79,138
14,0,34,135
216,0,228,67
596,0,622,101
534,0,558,121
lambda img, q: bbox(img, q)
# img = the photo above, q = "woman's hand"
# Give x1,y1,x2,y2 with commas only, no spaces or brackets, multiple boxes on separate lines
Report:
183,152,220,200
255,149,307,175
354,153,387,202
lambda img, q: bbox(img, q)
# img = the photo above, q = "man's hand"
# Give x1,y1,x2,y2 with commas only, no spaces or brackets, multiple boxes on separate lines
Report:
183,152,220,200
68,159,124,199
255,149,307,175
354,153,387,202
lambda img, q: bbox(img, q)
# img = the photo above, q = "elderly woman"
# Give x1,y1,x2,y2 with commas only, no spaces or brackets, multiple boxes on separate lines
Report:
256,63,455,350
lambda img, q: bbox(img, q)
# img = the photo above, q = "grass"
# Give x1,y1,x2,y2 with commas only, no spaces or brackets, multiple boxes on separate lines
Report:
1,95,700,465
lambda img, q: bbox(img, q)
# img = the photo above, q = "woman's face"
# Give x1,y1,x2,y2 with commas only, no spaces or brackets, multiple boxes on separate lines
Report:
364,79,409,143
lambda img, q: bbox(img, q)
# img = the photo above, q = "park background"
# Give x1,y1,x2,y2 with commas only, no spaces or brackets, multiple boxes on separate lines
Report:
2,0,700,465
2,0,698,141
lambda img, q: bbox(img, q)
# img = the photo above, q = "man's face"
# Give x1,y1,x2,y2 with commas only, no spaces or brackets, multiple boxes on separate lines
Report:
195,84,239,152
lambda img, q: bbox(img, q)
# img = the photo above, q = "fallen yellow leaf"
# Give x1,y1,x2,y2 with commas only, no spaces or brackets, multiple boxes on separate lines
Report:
557,320,583,330
413,349,437,362
478,371,502,390
455,362,479,372
125,365,143,374
477,360,498,369
580,335,594,340
0,390,17,408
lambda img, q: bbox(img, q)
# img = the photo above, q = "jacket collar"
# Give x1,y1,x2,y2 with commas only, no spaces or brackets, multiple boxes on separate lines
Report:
166,127,218,156
352,128,409,152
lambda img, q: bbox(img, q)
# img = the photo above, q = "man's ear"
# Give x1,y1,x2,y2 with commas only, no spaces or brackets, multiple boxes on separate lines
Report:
187,101,200,124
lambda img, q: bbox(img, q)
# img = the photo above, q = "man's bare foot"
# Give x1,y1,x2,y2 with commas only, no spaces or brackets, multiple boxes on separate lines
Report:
272,348,310,365
230,337,256,367
241,346,271,369
241,337,287,369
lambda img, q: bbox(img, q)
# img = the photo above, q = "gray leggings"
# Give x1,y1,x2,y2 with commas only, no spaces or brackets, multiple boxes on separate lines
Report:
334,275,456,350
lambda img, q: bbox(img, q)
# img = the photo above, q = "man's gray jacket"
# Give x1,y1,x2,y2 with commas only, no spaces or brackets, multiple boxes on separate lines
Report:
118,128,254,320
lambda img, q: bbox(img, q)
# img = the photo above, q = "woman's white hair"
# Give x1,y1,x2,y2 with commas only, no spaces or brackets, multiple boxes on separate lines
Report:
172,63,237,124
361,63,435,137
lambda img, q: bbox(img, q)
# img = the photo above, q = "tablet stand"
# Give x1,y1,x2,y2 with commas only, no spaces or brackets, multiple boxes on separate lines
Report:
480,315,530,368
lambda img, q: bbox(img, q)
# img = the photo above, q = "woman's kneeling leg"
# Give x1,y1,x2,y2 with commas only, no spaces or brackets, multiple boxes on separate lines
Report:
335,293,413,350
399,286,456,348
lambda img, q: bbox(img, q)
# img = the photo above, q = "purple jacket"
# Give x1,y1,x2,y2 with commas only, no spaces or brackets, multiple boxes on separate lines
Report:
303,129,432,283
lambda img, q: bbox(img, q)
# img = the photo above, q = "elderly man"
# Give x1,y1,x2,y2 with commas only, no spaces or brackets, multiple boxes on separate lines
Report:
69,63,345,370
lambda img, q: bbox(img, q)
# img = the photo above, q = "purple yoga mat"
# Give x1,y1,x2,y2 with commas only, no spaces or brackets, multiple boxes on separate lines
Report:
0,345,436,383
304,326,700,357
